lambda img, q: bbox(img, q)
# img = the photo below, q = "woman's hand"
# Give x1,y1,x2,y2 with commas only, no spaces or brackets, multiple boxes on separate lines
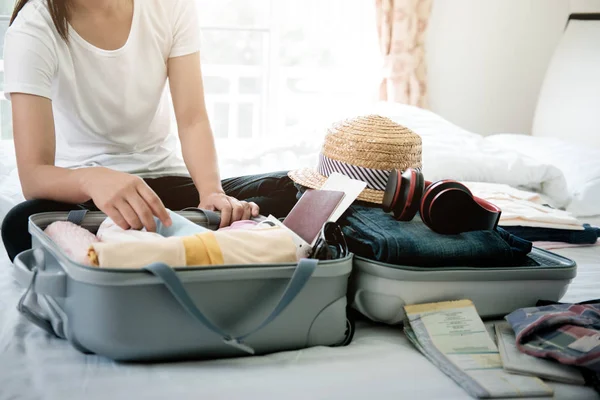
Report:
199,191,259,228
81,167,172,232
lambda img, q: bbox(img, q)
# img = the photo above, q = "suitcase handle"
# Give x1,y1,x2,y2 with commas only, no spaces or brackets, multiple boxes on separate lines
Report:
14,249,61,337
14,249,67,298
143,258,318,355
180,207,221,229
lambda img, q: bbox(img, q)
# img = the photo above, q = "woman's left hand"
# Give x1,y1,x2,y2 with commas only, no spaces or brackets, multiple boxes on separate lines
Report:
199,192,259,228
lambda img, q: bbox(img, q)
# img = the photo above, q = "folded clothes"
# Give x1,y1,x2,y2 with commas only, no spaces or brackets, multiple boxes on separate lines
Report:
218,220,259,231
44,221,100,265
534,241,600,250
503,224,599,244
463,182,584,230
97,219,164,243
339,204,534,268
506,303,600,372
156,210,210,237
88,226,298,268
97,209,210,242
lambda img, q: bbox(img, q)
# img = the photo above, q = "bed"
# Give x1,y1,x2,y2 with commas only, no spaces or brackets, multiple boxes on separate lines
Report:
0,227,599,400
1,15,600,400
2,108,600,400
1,111,599,399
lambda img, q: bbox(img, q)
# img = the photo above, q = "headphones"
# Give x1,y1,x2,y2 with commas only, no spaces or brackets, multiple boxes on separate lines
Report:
382,168,502,235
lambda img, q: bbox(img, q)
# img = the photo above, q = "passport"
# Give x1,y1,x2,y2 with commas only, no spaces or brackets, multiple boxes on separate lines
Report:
282,189,345,244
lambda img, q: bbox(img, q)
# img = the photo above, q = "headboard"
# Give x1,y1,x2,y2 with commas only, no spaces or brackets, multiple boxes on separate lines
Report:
532,13,600,148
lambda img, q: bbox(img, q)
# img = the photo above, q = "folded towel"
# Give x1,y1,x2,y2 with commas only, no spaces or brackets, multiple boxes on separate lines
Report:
88,226,297,268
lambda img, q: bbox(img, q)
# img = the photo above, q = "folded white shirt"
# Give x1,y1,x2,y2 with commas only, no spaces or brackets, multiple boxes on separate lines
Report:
462,182,584,231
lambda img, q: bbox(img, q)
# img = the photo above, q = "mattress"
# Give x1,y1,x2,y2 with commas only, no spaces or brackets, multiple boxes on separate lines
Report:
1,239,599,400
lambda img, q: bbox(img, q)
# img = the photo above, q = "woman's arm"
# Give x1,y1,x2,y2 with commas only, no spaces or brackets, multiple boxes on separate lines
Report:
167,52,221,200
167,52,259,227
12,93,90,203
11,93,171,231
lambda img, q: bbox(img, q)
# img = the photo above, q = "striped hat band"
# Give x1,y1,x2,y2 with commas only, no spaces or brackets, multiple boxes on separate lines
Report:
317,153,391,191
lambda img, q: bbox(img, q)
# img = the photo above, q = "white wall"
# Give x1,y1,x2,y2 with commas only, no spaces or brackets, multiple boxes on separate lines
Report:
426,0,600,136
571,0,600,12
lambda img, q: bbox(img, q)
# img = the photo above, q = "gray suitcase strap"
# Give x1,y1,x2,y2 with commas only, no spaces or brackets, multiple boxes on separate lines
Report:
17,263,59,337
143,259,318,355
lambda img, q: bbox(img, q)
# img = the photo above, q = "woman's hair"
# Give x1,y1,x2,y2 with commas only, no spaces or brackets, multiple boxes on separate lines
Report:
10,0,70,41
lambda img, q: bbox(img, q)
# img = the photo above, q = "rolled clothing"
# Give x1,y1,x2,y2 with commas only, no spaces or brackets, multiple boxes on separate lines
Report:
88,226,298,268
502,224,599,244
44,221,100,265
339,204,534,267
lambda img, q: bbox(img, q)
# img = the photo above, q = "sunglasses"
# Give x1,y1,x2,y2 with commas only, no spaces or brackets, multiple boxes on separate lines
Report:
310,222,349,260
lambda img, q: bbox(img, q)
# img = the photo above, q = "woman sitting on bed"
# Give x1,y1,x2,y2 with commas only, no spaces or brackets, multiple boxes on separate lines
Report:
1,0,298,262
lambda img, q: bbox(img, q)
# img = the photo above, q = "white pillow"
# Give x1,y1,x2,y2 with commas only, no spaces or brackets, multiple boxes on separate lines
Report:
487,134,600,217
369,102,570,208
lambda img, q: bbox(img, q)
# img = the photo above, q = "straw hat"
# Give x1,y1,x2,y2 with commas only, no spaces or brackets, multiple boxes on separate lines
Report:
288,114,422,204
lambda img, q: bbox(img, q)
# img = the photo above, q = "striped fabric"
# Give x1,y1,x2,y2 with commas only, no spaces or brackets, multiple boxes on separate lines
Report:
506,303,600,372
317,153,391,191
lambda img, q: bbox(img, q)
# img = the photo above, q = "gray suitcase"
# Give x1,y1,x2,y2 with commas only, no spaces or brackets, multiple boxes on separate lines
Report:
13,210,353,362
349,250,577,325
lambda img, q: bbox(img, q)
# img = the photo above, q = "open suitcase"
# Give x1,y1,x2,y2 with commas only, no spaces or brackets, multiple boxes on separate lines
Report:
348,249,577,325
12,210,354,362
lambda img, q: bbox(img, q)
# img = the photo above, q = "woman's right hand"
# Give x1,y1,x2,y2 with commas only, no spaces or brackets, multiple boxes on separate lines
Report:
80,167,172,232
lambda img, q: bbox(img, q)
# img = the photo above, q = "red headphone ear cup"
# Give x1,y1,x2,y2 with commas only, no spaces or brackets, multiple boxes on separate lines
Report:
420,181,472,229
382,169,399,213
401,169,425,221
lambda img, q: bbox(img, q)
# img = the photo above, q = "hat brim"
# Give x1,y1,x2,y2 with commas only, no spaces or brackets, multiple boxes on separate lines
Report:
288,168,384,204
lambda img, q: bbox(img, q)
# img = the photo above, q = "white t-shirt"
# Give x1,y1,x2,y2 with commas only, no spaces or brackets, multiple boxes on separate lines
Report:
3,0,200,177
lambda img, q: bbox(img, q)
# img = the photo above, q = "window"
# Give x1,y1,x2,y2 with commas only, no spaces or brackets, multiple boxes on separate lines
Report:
197,0,380,146
0,0,380,144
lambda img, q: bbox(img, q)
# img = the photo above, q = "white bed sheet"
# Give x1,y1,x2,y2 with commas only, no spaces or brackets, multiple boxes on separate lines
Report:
1,240,599,400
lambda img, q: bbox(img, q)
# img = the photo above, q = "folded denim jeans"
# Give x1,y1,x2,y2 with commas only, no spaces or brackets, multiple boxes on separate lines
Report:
339,204,534,267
